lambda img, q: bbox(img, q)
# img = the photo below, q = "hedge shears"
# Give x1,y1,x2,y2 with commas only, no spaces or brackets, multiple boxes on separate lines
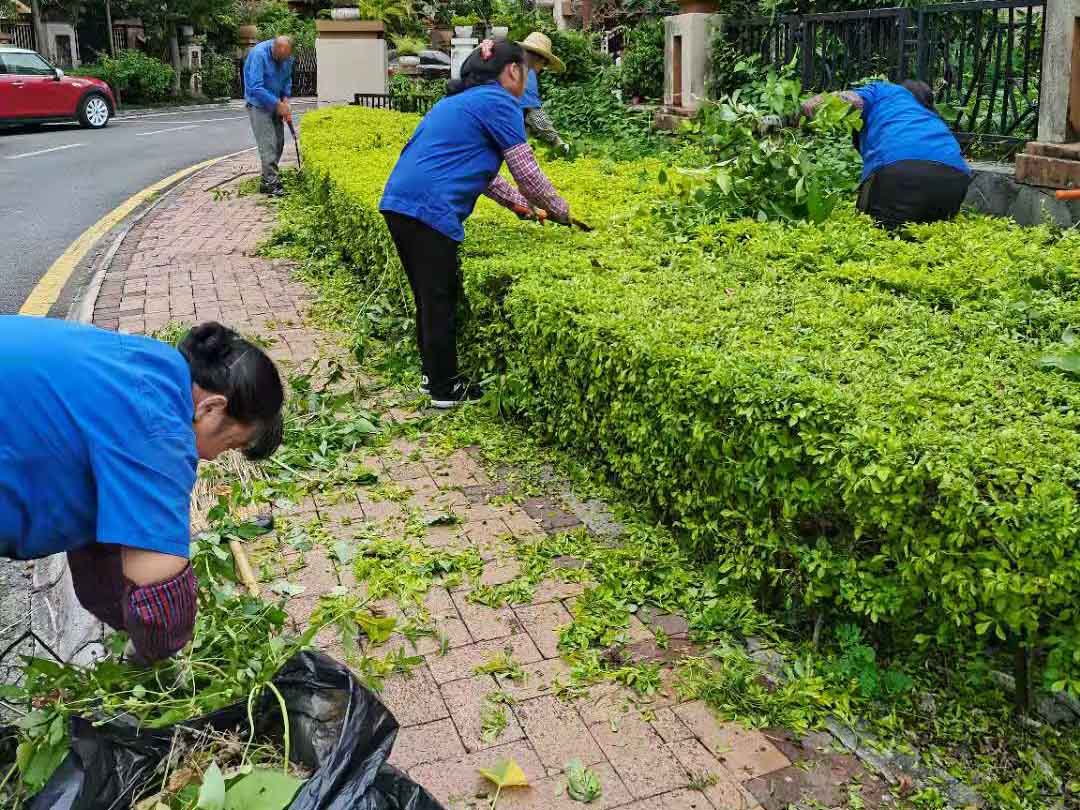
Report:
513,204,593,232
287,118,301,170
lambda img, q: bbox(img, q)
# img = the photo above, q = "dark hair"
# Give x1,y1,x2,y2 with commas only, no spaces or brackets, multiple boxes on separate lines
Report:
900,79,936,112
446,39,525,96
179,322,285,460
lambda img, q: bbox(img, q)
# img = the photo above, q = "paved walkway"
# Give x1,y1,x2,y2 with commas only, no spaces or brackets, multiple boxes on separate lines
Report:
89,155,890,810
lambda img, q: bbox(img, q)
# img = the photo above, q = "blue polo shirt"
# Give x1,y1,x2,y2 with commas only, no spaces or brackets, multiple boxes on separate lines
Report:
380,82,528,242
0,317,197,561
520,69,542,110
854,82,969,183
244,39,293,111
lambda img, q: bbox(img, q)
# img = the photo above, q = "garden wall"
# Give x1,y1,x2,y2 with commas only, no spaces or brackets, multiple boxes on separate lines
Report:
300,106,1080,692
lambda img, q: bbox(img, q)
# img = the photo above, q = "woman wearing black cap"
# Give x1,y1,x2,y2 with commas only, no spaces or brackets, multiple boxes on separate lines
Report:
379,39,572,408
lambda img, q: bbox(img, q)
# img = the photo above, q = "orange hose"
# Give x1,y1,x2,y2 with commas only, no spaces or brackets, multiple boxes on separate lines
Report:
1056,188,1080,201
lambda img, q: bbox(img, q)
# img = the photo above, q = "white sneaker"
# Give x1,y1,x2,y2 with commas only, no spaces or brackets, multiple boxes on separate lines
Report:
430,382,482,409
420,375,430,395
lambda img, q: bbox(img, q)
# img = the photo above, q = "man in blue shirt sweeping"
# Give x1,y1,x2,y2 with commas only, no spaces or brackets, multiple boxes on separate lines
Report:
244,35,294,197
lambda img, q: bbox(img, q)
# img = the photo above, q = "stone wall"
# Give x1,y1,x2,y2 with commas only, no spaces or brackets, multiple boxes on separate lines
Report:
965,162,1080,227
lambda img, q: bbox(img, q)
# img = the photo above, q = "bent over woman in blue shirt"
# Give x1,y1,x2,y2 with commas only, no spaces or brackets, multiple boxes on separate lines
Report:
0,317,285,663
380,39,572,408
803,80,971,231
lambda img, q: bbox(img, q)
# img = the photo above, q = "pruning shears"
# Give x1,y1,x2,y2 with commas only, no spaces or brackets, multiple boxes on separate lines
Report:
512,204,593,232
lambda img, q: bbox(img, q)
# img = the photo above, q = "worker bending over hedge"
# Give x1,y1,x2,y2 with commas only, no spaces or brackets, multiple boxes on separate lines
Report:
379,38,572,408
803,79,972,230
0,318,285,664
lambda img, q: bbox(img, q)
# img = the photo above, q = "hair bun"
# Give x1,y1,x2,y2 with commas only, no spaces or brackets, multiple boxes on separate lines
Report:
185,322,235,363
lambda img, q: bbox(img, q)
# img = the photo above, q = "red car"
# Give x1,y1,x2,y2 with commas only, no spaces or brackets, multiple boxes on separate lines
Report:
0,46,115,129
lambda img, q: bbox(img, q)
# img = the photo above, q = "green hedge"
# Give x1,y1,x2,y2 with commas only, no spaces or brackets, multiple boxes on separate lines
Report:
72,50,175,104
299,106,1080,694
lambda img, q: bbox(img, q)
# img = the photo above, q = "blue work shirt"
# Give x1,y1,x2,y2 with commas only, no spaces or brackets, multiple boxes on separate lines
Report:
520,69,542,110
0,316,197,561
380,82,527,242
854,82,969,183
244,39,293,111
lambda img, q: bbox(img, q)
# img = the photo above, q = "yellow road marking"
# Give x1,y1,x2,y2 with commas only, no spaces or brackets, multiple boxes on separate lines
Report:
19,155,224,316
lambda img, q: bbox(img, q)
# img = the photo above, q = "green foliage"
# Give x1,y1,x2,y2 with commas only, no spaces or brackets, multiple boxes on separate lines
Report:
391,34,427,56
826,624,913,701
539,26,612,87
543,67,666,159
357,0,416,36
73,49,176,103
566,760,602,803
619,19,665,101
662,64,862,223
255,0,316,49
295,105,1080,702
200,49,237,99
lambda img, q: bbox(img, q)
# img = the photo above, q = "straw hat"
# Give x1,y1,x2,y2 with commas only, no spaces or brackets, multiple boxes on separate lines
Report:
518,32,565,74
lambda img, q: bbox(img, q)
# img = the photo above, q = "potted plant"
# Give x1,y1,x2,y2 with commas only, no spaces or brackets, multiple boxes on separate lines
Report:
236,0,262,44
490,14,511,39
331,1,361,20
393,34,426,72
453,13,478,38
428,1,453,49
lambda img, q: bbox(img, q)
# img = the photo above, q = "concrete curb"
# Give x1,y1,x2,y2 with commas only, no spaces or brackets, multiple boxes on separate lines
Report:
26,153,251,669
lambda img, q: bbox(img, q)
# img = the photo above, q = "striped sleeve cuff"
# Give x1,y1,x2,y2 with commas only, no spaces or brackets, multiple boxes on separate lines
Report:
502,143,570,221
124,564,198,663
484,174,531,212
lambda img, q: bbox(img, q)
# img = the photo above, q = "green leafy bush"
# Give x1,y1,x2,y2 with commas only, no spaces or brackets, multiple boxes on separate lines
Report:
388,73,446,111
200,49,237,99
256,0,316,48
619,18,665,100
73,50,175,103
296,106,1080,698
662,68,863,223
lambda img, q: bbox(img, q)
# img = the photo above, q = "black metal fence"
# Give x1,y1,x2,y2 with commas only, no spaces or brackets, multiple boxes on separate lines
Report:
724,0,1044,143
231,46,317,99
351,92,439,114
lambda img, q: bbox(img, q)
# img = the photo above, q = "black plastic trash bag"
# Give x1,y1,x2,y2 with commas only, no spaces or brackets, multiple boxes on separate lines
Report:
30,650,445,810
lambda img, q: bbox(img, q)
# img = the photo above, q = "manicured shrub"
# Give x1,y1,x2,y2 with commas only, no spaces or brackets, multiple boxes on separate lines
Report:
200,50,237,99
298,106,1080,697
73,50,175,104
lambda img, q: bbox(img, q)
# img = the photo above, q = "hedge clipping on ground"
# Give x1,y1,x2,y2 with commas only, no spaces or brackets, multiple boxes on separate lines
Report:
297,106,1080,696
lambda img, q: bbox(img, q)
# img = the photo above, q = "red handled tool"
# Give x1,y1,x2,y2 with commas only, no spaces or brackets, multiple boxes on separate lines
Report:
512,205,593,231
1056,188,1080,201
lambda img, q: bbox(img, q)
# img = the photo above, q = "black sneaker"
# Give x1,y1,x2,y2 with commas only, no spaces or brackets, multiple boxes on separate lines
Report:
419,374,430,395
430,381,482,409
260,183,285,197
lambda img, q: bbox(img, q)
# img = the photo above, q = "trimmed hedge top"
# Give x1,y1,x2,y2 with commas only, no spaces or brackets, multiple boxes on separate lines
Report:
299,106,1080,693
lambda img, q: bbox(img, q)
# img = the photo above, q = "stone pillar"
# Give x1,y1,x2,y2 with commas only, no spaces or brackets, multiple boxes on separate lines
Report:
451,36,478,80
663,12,721,113
1036,0,1080,144
1015,0,1080,190
316,19,387,103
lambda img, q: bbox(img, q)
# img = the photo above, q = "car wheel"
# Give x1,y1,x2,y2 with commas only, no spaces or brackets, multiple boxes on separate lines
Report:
79,94,110,129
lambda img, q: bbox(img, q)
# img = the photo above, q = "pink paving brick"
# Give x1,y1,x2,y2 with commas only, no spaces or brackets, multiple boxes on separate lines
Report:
513,601,573,659
589,713,692,800
389,717,467,770
407,740,544,810
452,590,518,642
378,666,449,727
673,701,790,781
426,634,544,685
650,706,696,744
514,695,604,774
440,674,524,752
668,738,758,810
495,657,571,702
484,761,632,810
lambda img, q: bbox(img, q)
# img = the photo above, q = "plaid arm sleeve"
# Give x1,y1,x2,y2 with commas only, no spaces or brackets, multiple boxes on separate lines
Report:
123,564,198,663
503,143,570,221
525,108,565,148
484,174,531,212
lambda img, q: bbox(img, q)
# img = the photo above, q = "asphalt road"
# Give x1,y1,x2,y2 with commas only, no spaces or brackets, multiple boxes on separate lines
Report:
0,100,315,314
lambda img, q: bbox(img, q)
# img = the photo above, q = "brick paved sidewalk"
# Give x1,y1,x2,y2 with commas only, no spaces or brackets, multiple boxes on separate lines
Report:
90,157,892,810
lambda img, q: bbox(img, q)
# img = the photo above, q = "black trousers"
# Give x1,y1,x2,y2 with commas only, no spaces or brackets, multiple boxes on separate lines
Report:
857,160,971,231
383,212,462,397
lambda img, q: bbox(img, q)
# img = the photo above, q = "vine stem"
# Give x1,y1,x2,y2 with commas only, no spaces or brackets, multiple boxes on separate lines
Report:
264,681,291,774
